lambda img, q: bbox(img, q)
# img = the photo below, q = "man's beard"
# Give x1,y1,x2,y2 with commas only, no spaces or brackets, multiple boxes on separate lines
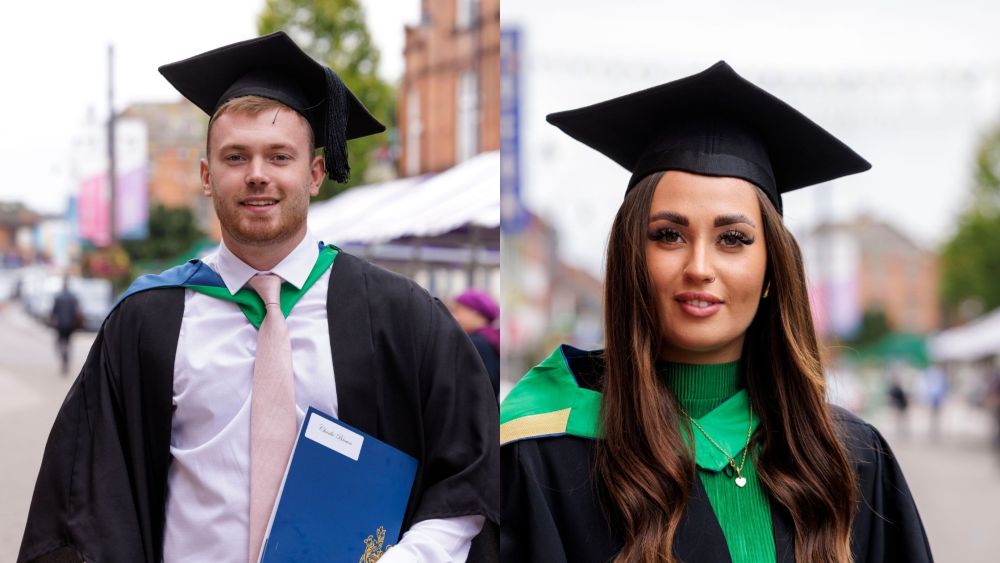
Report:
211,182,311,248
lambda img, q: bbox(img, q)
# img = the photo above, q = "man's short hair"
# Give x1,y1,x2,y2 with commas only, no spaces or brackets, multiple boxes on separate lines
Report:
205,95,316,157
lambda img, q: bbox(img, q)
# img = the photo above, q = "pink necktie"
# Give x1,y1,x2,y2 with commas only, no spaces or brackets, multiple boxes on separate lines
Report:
247,274,297,563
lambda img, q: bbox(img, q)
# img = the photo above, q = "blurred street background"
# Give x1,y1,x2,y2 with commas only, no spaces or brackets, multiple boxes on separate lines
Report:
1,0,500,558
500,1,1000,561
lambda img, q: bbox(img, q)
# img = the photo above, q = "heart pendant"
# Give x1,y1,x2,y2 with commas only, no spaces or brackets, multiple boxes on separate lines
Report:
735,476,747,488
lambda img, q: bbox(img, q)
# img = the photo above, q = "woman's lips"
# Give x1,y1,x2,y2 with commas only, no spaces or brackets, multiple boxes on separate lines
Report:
675,292,723,318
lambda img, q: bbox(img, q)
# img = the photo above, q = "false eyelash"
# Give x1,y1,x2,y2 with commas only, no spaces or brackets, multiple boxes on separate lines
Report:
720,230,755,245
648,228,682,242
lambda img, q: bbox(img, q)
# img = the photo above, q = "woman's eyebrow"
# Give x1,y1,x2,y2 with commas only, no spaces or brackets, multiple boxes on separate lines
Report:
649,211,688,226
715,213,756,228
648,211,756,228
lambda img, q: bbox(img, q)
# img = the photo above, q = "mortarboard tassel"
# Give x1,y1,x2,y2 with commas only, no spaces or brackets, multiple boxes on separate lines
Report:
324,67,351,183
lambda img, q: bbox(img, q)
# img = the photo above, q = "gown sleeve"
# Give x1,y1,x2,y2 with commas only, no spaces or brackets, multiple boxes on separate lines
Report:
18,290,180,563
501,439,572,563
836,410,935,563
404,297,500,526
327,256,499,533
501,435,623,563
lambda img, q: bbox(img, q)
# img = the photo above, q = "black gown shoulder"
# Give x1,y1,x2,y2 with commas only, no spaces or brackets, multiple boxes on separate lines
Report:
831,407,934,563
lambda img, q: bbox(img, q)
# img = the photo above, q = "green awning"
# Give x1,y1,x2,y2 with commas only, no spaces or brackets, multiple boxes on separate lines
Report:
847,332,929,368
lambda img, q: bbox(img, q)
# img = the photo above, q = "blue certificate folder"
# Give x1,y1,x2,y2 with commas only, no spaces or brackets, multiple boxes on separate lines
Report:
260,407,418,562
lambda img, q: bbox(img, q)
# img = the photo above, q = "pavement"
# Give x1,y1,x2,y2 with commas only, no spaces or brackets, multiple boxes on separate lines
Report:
0,304,91,560
871,401,1000,563
2,304,998,561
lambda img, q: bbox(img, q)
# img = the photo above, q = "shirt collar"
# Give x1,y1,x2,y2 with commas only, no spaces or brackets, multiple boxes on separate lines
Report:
207,232,319,295
686,389,760,472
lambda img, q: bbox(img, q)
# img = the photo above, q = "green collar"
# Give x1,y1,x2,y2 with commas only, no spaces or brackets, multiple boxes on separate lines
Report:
659,360,758,472
683,389,760,472
187,245,338,329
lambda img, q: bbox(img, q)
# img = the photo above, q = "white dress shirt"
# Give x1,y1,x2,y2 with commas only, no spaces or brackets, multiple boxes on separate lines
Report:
162,233,483,562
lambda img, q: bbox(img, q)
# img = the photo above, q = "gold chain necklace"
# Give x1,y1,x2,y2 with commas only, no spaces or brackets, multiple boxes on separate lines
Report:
680,403,754,488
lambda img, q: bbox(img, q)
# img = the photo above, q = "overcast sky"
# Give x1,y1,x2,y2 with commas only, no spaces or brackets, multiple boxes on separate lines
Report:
0,0,418,214
503,0,1000,277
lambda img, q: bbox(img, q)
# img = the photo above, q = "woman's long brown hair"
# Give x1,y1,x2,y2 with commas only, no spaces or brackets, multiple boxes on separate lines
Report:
596,172,858,562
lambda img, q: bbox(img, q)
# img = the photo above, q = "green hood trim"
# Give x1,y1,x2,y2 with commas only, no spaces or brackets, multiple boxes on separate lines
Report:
500,345,602,444
188,245,338,329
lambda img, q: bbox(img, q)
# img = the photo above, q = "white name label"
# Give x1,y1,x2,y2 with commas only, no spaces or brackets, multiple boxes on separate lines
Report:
304,415,364,461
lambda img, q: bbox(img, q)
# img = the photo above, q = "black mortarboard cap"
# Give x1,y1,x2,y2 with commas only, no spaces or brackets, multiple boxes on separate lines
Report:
159,31,385,183
546,61,871,214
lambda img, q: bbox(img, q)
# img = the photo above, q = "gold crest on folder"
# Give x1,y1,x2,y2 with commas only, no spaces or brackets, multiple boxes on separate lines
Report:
359,526,393,562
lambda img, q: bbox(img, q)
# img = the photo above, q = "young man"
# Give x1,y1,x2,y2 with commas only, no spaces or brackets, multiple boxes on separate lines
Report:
19,32,498,563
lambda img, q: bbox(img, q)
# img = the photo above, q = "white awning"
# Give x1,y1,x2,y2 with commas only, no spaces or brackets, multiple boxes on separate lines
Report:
928,307,1000,363
308,151,499,245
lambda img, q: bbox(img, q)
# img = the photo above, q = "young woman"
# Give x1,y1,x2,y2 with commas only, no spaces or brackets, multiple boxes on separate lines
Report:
500,62,933,563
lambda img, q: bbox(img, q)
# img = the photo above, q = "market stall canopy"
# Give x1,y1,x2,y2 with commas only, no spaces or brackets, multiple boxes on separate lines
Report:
848,332,929,368
928,307,1000,363
308,151,499,245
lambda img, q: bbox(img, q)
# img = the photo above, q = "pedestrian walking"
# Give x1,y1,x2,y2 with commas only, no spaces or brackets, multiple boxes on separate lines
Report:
923,365,948,439
48,277,81,375
984,364,1000,451
20,32,497,563
888,372,910,438
501,61,933,562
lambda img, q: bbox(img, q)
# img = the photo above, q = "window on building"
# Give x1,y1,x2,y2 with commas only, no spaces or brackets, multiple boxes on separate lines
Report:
456,71,479,163
456,0,479,29
406,88,422,176
421,0,431,24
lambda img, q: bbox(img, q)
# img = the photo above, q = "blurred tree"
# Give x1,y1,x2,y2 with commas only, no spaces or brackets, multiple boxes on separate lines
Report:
82,244,132,291
122,205,206,268
846,308,892,349
940,124,1000,322
970,125,1000,208
258,0,396,199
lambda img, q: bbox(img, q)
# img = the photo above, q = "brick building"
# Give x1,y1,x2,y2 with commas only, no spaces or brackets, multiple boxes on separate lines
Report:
119,101,219,238
399,0,500,176
502,211,603,388
801,215,940,339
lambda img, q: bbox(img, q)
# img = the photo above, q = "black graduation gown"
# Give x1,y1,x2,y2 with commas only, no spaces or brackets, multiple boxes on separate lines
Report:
18,252,499,563
502,383,933,562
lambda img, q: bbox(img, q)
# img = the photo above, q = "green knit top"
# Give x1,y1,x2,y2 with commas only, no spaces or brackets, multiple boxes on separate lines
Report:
661,361,776,563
